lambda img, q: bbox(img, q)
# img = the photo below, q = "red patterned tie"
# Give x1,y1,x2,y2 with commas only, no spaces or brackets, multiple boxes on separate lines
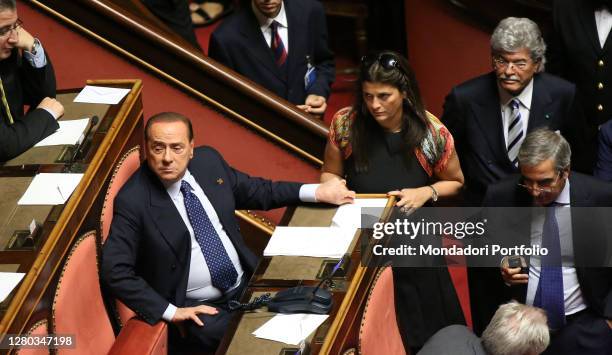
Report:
270,21,287,67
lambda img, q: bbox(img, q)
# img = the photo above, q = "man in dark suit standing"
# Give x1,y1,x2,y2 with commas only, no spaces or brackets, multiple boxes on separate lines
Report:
208,0,334,116
595,119,612,180
0,0,63,161
483,129,612,354
548,0,612,173
102,112,355,352
442,17,581,206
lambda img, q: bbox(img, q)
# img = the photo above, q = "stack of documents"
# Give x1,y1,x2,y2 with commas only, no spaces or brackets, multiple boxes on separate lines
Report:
263,227,356,258
331,198,388,230
252,314,328,345
0,272,25,302
18,173,84,205
34,118,90,147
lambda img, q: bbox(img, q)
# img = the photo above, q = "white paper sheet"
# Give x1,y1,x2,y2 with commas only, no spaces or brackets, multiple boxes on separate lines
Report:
73,85,130,104
18,173,84,205
0,272,25,302
263,227,356,258
34,118,90,147
331,198,388,230
252,314,328,345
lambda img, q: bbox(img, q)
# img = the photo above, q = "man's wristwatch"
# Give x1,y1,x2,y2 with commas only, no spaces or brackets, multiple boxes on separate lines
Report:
428,185,438,202
28,38,40,55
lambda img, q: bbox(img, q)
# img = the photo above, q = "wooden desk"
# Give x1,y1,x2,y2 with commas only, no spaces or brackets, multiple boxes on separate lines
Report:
0,79,144,347
217,196,394,355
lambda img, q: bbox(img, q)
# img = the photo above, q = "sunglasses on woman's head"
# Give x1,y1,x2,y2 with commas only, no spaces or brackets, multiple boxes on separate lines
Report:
360,53,406,75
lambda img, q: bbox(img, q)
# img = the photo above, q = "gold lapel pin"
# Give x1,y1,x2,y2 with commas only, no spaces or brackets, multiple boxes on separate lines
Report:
216,178,224,185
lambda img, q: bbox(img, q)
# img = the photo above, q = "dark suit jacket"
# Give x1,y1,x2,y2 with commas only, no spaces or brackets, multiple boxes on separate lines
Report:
101,146,303,324
475,173,612,332
0,49,58,161
208,0,335,104
595,119,612,181
548,0,612,172
417,325,486,355
442,72,580,204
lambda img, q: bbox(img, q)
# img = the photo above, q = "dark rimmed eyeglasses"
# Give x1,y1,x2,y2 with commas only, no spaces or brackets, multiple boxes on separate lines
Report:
361,53,406,75
517,171,564,194
0,19,22,38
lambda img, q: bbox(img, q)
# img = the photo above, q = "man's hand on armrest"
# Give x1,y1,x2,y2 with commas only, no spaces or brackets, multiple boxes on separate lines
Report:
37,97,64,120
315,179,355,205
171,305,219,326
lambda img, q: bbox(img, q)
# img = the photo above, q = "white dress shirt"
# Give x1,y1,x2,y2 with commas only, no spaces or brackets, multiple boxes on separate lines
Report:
499,78,534,147
252,0,289,53
595,6,612,48
526,180,587,316
162,170,318,321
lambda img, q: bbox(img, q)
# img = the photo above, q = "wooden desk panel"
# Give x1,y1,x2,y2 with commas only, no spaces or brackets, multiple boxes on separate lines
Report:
218,196,394,355
0,79,144,346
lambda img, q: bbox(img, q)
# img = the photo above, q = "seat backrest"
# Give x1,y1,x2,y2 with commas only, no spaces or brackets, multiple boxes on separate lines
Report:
52,231,115,355
359,265,407,355
100,146,141,244
15,319,48,355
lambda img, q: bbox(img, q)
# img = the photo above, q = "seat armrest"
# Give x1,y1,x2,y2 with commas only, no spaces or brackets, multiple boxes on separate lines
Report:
108,318,168,355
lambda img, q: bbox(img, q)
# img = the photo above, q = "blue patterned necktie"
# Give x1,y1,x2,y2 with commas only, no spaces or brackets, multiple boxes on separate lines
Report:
507,99,524,168
180,180,238,292
533,204,565,329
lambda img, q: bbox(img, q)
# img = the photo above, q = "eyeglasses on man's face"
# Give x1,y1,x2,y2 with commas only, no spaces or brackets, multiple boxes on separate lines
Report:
361,53,406,76
517,171,564,194
0,19,22,38
492,56,534,71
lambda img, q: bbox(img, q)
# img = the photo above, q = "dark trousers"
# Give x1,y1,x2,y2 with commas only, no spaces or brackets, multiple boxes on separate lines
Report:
169,277,246,354
543,309,612,355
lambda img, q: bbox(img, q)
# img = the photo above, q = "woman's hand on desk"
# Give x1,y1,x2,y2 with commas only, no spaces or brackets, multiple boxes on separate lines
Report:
172,305,219,326
388,187,433,209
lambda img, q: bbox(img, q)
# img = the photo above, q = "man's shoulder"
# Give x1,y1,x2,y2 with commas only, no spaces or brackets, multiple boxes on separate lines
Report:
535,72,575,95
483,174,524,207
451,72,496,99
600,120,612,139
211,8,252,38
285,0,324,15
570,172,612,205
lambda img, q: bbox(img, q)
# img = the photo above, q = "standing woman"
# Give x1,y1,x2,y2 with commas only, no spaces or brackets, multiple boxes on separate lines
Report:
321,51,466,352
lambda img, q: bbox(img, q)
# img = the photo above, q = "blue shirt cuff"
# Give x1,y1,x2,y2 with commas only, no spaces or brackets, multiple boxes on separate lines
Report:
162,303,177,322
299,184,319,202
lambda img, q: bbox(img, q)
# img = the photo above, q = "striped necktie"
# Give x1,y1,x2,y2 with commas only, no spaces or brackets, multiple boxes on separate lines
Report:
507,99,523,167
0,77,14,125
270,21,287,67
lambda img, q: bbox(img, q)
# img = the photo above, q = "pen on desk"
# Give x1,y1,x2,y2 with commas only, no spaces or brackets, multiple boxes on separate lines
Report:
57,185,65,201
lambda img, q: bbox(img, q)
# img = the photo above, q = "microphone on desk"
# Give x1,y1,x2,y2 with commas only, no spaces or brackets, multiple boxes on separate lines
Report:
70,115,99,163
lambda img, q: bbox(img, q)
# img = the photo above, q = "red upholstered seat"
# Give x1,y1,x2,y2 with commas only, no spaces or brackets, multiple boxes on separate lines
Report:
52,231,168,355
52,231,116,355
100,145,141,244
15,319,48,355
359,266,407,355
100,146,141,325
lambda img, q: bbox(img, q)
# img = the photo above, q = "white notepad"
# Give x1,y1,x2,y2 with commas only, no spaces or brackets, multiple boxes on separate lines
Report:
18,173,84,205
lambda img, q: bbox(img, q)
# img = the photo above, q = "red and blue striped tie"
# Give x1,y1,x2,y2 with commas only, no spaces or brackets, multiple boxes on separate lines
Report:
270,21,287,67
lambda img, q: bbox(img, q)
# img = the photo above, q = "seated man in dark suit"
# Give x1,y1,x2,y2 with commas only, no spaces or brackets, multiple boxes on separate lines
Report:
595,119,612,181
208,0,334,116
484,129,612,355
0,0,63,161
418,302,550,355
442,17,581,206
102,112,355,352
